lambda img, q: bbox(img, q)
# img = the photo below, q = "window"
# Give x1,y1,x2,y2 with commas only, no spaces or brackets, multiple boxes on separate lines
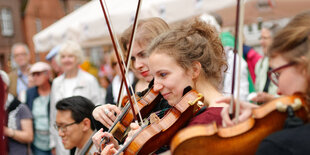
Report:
0,8,14,36
35,18,42,32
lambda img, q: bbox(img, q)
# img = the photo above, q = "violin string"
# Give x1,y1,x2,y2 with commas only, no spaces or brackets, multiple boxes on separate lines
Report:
108,103,131,132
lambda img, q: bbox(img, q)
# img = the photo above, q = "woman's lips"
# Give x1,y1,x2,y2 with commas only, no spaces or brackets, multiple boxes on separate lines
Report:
141,71,149,77
161,92,171,99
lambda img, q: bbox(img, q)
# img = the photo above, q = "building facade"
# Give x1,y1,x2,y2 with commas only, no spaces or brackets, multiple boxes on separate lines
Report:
0,0,24,71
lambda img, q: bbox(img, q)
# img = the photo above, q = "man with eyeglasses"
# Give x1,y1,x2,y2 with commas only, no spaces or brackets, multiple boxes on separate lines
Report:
54,96,97,155
252,25,281,104
25,62,52,154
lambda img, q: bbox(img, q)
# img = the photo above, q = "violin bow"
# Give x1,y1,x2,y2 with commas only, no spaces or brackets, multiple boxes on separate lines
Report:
116,0,143,108
229,0,245,123
99,0,144,123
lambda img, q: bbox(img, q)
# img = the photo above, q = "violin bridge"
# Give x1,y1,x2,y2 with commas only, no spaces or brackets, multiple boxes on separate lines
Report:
150,113,160,124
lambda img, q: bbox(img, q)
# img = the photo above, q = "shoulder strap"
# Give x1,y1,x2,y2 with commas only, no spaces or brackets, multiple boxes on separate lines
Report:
7,97,21,113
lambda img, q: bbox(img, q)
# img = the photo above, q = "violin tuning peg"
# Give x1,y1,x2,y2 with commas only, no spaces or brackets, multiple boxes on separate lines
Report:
197,101,204,107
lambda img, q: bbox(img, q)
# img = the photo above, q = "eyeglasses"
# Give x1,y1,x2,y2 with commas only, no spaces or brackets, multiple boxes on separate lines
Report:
54,122,77,132
267,62,296,86
31,71,46,77
13,52,28,58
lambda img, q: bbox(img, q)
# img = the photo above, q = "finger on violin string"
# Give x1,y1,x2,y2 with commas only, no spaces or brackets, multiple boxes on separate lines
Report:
99,113,114,127
221,106,234,127
99,136,110,152
107,110,117,121
92,128,105,150
109,105,121,115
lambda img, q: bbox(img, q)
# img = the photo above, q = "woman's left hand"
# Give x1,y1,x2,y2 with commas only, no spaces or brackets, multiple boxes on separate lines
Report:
251,92,275,103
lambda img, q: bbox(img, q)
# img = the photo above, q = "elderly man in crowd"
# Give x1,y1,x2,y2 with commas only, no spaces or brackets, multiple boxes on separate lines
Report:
8,43,32,103
25,62,53,154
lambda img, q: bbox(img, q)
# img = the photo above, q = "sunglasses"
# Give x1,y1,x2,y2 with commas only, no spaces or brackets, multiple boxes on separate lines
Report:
31,71,47,77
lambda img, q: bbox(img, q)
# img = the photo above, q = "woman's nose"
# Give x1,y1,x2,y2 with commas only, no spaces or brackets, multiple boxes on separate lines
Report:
134,59,143,70
153,82,163,92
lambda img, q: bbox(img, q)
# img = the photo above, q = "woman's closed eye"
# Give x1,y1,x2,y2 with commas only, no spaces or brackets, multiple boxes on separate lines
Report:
138,51,146,58
159,72,167,78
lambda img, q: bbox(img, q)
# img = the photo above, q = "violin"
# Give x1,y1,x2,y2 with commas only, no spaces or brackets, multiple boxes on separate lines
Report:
116,88,204,155
170,94,309,155
104,86,162,143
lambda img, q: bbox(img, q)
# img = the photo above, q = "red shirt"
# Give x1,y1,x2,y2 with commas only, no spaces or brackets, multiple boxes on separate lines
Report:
188,107,223,126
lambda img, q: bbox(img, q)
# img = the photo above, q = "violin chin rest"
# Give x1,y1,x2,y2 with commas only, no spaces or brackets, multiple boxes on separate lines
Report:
182,86,192,96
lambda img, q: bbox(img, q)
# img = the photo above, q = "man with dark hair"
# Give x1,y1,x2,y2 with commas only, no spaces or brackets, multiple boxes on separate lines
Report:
54,96,97,155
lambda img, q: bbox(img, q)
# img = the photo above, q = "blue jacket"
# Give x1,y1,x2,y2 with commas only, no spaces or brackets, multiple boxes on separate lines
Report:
25,86,50,118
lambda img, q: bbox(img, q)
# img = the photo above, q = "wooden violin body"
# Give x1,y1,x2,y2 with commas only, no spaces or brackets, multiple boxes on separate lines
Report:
170,95,309,155
110,87,162,142
121,89,204,155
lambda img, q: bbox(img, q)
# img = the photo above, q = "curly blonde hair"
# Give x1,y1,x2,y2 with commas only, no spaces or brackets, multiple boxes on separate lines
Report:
147,18,227,89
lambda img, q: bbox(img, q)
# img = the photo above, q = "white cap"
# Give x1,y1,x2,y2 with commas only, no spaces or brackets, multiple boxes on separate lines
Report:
30,62,51,73
0,70,10,86
199,13,221,32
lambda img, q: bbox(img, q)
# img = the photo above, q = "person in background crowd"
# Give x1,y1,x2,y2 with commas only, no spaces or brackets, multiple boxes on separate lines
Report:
25,62,52,155
242,44,262,84
98,72,111,105
46,45,63,78
50,40,102,155
252,24,281,104
104,52,135,105
55,96,97,155
1,70,33,155
9,43,32,103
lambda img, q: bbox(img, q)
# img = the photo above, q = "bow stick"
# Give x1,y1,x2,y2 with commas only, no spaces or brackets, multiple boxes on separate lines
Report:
229,0,245,123
116,0,143,108
99,0,143,123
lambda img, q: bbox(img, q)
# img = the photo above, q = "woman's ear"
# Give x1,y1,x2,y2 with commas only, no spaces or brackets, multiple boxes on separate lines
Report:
191,61,202,79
